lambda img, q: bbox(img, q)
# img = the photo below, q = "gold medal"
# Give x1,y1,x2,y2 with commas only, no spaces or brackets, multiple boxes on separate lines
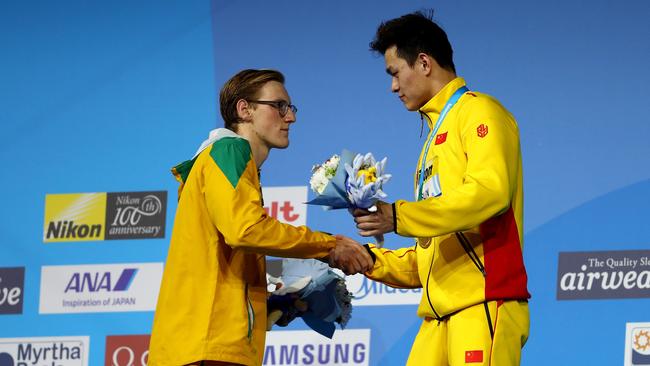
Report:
418,237,432,249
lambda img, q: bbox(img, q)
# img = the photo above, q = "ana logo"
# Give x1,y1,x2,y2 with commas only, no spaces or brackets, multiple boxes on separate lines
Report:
0,267,24,315
0,336,89,366
477,124,488,138
39,263,163,314
345,274,421,306
625,323,650,365
264,329,370,366
105,335,150,366
65,269,137,293
261,187,307,226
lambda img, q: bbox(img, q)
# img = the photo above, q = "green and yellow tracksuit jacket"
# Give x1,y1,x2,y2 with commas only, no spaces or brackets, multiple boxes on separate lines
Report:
366,77,530,319
149,128,335,366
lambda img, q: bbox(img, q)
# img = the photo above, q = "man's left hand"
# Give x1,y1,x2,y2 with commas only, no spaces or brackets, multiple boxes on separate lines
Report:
352,201,394,237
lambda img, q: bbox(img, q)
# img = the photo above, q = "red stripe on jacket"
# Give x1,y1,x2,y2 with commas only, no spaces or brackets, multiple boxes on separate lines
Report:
481,207,530,300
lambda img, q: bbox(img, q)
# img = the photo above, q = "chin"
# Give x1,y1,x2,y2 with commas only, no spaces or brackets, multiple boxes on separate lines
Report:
400,99,416,111
274,140,290,149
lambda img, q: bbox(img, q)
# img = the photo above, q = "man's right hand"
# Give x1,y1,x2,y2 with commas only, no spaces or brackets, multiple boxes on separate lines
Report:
328,235,374,275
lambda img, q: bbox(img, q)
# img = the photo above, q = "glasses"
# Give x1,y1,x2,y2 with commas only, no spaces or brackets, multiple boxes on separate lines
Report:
247,100,298,117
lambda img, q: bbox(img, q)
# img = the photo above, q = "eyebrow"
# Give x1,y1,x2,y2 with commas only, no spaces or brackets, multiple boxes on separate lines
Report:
265,98,289,103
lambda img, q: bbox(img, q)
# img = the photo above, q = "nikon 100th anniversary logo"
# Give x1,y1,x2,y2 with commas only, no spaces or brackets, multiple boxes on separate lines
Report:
43,191,166,242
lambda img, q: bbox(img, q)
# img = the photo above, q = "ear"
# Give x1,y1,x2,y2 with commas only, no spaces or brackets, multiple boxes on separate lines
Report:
236,99,253,122
417,53,433,76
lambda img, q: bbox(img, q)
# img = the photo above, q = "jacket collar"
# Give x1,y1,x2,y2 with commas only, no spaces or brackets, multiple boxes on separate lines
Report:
193,128,245,158
419,77,467,129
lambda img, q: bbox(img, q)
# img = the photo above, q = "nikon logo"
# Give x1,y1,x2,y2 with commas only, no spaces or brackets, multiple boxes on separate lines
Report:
43,191,166,242
46,220,102,240
43,193,106,243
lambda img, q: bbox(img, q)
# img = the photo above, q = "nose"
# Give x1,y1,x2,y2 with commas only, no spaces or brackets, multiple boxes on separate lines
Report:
391,77,399,93
284,109,296,123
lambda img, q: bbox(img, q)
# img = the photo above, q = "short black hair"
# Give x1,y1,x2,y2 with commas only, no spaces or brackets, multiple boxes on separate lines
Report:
370,10,456,73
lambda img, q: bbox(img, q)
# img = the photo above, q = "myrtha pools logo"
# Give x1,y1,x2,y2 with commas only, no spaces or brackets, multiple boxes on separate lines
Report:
39,263,163,314
43,191,166,242
626,323,650,365
0,336,89,366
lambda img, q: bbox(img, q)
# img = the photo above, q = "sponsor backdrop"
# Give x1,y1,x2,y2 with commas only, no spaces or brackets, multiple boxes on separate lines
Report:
1,1,649,365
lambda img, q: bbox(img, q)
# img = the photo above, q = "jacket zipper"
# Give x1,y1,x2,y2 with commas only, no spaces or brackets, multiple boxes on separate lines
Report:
420,110,442,319
424,242,442,319
456,232,494,338
245,284,254,341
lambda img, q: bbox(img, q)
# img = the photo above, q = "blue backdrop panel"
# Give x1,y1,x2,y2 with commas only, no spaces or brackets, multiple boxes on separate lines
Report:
1,0,649,365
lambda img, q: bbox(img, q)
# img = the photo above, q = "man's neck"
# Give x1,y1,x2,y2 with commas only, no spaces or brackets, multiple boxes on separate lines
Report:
236,127,269,168
429,69,457,100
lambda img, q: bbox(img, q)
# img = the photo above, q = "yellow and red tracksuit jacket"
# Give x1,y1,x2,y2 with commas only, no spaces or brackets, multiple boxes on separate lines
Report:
366,77,530,319
149,128,335,366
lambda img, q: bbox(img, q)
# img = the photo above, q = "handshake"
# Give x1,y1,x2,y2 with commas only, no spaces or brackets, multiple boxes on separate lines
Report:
323,201,395,275
325,235,375,276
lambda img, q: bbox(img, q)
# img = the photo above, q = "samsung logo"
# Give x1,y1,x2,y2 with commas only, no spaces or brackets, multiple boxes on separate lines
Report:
264,329,370,366
263,342,367,365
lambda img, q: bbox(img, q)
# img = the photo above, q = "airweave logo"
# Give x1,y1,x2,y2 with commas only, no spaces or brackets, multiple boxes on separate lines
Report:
264,329,370,366
557,250,650,300
0,336,89,366
39,263,163,314
0,267,24,315
43,191,166,242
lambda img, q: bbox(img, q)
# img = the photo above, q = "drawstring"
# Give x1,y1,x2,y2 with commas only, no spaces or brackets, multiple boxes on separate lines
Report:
455,232,487,277
484,301,495,340
419,112,424,138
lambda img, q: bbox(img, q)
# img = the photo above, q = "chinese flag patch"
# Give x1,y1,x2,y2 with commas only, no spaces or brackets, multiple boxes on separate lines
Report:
465,350,483,363
435,132,448,145
477,124,488,138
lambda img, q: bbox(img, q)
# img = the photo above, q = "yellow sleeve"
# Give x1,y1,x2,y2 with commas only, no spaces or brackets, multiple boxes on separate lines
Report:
395,97,521,238
365,244,421,288
203,137,335,258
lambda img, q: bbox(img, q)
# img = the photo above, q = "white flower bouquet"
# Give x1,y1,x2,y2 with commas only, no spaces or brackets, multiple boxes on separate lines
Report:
307,149,391,246
267,259,352,338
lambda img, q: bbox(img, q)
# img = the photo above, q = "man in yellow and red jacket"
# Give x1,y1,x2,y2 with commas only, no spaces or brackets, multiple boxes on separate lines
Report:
354,12,530,366
149,69,373,366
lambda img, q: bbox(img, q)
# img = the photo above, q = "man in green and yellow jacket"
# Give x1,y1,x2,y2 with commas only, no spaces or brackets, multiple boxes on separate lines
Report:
149,69,373,366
